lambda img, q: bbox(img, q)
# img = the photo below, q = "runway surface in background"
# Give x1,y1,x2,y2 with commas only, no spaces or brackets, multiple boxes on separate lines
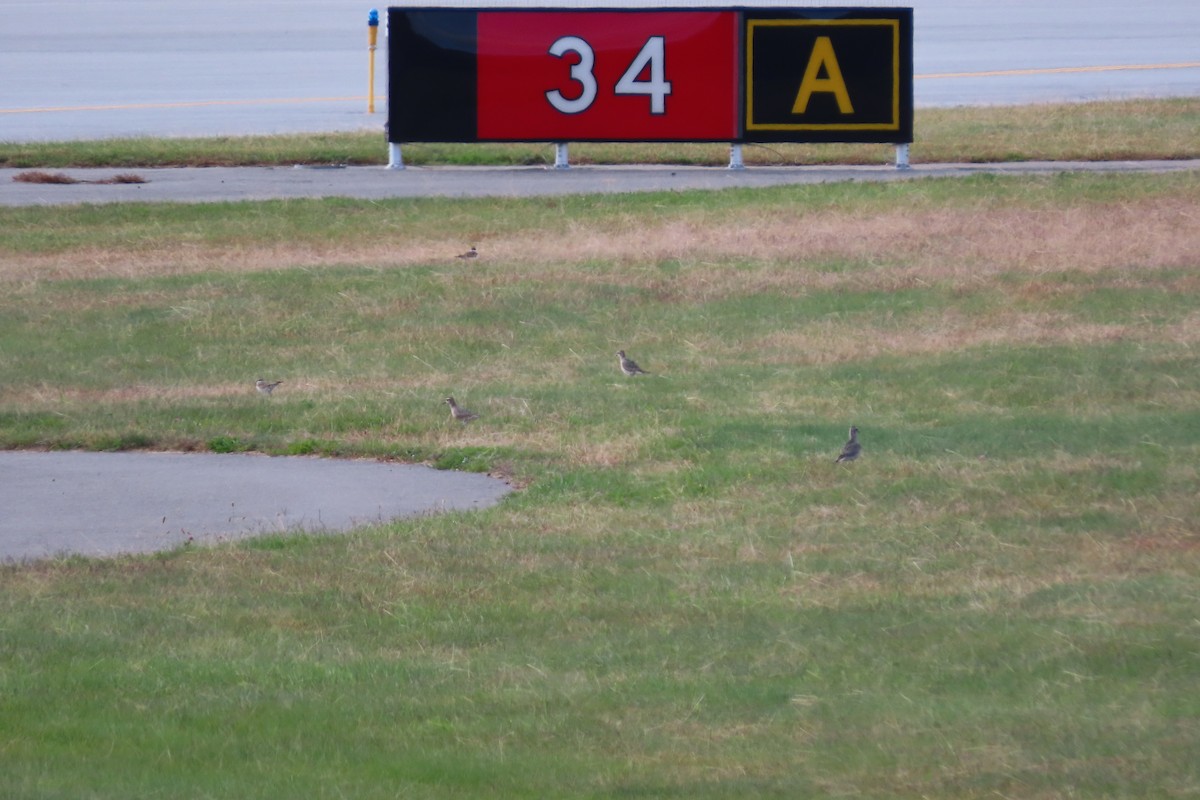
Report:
2,0,1198,142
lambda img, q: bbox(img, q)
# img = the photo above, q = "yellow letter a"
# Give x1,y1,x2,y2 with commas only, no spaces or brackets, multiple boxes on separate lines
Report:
791,36,854,115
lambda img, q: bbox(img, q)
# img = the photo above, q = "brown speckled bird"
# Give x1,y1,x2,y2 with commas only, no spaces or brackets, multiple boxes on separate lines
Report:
255,378,282,396
835,426,861,463
444,396,479,423
616,350,649,376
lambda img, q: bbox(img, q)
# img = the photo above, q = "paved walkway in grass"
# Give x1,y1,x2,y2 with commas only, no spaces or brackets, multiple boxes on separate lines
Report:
3,159,1197,208
0,451,510,563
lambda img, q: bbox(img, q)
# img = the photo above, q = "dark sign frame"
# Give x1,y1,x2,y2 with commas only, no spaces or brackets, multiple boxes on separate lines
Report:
387,6,912,145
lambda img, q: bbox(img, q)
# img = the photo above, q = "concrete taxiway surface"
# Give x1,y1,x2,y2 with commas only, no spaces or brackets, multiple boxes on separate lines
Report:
3,0,1199,142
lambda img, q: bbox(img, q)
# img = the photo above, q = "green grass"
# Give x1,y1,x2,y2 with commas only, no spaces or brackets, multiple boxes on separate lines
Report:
3,97,1200,167
2,171,1200,798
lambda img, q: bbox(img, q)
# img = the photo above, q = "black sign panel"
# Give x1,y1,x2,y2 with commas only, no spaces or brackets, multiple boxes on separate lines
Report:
744,9,912,143
388,10,478,142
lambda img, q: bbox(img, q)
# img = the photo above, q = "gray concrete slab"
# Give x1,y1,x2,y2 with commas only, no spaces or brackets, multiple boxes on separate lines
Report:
0,451,511,563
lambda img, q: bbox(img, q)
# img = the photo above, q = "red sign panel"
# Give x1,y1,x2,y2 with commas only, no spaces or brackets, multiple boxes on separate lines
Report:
477,11,739,141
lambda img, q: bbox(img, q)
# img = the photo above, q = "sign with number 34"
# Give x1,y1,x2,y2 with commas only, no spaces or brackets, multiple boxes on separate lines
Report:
388,7,911,145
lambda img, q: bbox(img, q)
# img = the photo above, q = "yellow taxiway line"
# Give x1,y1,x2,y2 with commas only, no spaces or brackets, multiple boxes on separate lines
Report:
1,96,377,114
917,62,1200,80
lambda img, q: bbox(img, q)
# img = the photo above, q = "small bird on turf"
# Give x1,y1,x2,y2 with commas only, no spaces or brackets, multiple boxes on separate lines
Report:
616,350,649,376
835,426,861,463
255,378,282,396
455,246,478,260
444,396,479,423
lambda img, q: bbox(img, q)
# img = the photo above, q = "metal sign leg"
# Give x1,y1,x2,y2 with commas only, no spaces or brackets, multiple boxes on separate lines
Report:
554,143,570,170
387,143,405,170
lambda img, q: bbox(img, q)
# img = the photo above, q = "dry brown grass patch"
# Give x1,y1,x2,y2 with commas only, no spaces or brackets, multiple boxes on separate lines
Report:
0,241,458,283
748,308,1200,366
12,170,146,185
468,198,1200,283
13,170,81,185
2,382,250,406
5,195,1197,287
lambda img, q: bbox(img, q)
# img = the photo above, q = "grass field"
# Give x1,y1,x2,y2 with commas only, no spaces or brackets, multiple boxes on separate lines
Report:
2,109,1200,797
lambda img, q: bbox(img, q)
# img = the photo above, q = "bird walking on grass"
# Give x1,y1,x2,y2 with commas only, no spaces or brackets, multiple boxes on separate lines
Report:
255,378,282,396
455,246,478,260
444,396,479,423
616,350,649,377
835,426,861,463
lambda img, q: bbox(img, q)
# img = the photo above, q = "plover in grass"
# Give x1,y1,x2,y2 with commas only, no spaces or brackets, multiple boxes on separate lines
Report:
616,350,649,376
255,378,282,396
835,426,861,463
444,396,479,423
455,246,478,259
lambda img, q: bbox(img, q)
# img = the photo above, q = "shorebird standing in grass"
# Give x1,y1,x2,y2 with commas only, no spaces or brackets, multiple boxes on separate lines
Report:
455,246,478,260
444,396,479,423
835,426,861,463
255,378,282,396
616,350,649,377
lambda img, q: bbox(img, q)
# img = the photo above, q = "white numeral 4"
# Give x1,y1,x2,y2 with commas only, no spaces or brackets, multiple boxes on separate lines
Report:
615,36,671,115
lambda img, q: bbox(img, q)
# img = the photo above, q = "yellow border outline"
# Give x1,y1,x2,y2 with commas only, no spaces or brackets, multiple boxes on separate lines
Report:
745,18,900,131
